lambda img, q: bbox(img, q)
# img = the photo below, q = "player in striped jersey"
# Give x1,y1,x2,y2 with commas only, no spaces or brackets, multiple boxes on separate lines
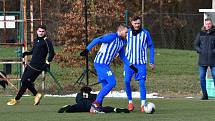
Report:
80,24,138,113
124,16,155,112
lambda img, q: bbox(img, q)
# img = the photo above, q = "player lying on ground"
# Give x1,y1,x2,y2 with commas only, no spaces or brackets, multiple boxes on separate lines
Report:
58,86,129,113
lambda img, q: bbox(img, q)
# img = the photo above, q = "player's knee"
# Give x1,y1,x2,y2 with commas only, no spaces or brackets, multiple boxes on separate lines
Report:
124,81,130,86
137,75,146,82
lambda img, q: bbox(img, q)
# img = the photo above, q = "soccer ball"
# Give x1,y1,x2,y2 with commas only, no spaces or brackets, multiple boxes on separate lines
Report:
144,102,155,114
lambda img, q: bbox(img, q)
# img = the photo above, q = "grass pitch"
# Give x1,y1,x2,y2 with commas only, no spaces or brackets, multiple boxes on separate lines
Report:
0,96,215,121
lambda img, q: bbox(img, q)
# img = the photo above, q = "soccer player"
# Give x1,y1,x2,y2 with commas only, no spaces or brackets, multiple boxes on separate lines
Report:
58,86,129,113
7,25,55,105
80,24,138,113
124,16,155,112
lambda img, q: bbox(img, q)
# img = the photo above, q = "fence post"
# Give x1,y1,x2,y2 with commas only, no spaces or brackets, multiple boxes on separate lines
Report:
125,10,128,25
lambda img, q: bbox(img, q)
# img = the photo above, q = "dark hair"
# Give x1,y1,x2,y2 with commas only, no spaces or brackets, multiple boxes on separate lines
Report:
131,16,141,21
117,24,129,31
37,24,47,30
80,86,92,93
119,24,129,28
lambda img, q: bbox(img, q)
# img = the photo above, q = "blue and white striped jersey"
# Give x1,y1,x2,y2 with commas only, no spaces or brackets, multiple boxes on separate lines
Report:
125,28,154,65
86,33,129,65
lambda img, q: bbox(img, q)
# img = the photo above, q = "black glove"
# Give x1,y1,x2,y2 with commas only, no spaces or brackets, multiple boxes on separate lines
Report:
129,65,138,73
42,63,50,72
22,52,27,58
80,49,89,56
22,51,31,58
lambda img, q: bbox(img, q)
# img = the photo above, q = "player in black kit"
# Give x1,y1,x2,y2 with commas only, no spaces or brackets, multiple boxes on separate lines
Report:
58,86,129,113
7,25,55,106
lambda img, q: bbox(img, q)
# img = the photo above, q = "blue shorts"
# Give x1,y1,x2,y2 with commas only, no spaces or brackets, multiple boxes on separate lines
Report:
124,64,146,81
94,63,116,84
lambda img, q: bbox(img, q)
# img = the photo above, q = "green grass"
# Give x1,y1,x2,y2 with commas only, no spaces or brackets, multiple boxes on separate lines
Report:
0,96,215,121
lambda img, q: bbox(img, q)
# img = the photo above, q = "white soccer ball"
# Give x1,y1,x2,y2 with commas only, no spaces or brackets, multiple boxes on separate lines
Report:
144,102,155,114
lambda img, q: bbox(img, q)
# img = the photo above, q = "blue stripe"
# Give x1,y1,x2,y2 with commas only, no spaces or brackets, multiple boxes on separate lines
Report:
139,32,144,64
138,33,141,64
105,41,116,64
127,30,131,63
103,44,110,64
96,54,104,64
94,36,124,65
143,33,147,63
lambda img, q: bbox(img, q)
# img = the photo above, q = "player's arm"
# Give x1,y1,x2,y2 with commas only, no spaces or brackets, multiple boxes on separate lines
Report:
118,48,129,65
146,31,154,65
146,31,155,70
80,33,116,56
22,50,33,58
46,40,55,63
42,40,55,71
22,41,35,57
118,48,138,73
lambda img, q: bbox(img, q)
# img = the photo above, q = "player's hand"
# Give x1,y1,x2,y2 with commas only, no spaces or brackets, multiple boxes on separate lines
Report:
80,49,89,57
129,65,138,73
22,51,32,58
22,52,28,58
150,64,155,70
43,61,50,72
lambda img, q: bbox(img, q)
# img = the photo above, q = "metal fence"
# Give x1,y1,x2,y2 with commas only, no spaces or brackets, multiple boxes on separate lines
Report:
142,13,203,50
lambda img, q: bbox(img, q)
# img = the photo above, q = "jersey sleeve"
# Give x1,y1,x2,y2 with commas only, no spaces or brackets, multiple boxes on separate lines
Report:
86,33,117,51
118,47,130,66
146,31,154,64
25,40,37,55
47,40,55,62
